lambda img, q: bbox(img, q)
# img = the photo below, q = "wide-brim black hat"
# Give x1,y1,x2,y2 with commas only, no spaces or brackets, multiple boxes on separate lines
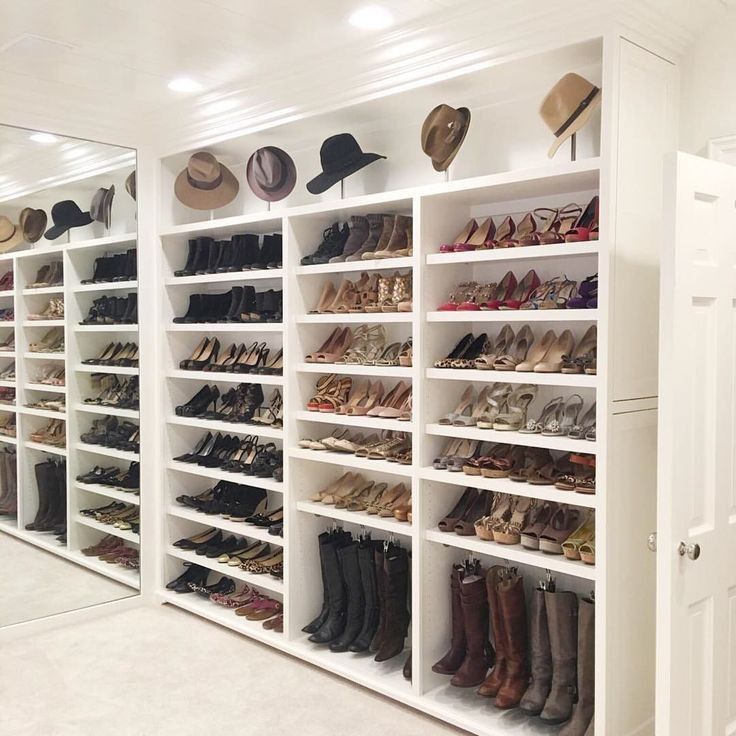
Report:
307,133,386,195
44,200,93,240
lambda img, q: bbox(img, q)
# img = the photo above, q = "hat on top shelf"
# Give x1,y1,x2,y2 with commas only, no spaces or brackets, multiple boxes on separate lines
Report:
19,208,47,243
175,151,239,210
421,103,471,172
90,185,115,229
306,133,386,195
0,216,25,252
246,146,297,202
44,200,93,240
125,170,136,201
540,72,601,158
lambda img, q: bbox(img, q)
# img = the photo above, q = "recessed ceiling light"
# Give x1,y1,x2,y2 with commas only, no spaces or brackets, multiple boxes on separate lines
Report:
348,5,394,30
29,132,58,144
168,77,203,93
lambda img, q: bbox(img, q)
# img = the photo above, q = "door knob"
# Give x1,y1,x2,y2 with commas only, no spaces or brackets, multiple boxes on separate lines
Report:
678,541,701,561
647,533,657,552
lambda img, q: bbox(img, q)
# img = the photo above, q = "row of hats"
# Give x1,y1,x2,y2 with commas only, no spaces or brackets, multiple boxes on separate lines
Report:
175,72,600,212
0,184,120,252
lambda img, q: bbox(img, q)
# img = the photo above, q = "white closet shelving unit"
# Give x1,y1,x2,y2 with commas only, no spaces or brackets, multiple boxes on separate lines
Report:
0,162,142,591
154,34,676,736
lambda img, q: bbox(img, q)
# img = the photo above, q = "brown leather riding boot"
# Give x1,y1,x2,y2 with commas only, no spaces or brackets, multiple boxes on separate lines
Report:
494,573,530,709
477,566,506,697
541,590,579,724
451,575,492,687
560,597,595,735
432,565,467,675
520,587,553,715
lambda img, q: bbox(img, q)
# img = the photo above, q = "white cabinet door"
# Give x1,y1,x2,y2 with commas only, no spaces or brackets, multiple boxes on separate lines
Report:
657,152,736,735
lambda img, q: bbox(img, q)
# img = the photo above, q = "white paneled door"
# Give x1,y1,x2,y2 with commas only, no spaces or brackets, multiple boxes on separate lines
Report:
657,152,736,736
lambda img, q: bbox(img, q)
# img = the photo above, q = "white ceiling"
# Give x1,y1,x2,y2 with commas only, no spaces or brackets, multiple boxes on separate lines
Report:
0,0,728,187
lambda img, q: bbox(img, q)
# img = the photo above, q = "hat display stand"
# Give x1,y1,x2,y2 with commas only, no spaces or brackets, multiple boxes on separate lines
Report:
570,132,577,162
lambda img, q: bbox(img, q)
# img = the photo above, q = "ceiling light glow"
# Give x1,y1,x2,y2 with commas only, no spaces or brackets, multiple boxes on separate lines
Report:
348,5,394,30
29,132,58,144
168,77,203,93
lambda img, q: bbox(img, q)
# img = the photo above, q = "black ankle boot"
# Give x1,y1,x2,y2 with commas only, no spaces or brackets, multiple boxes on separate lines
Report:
220,286,244,323
241,234,261,270
175,239,198,277
173,294,204,323
191,237,213,274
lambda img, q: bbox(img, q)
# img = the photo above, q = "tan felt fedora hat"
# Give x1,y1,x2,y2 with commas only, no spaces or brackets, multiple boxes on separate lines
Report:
540,72,601,158
125,170,136,201
90,185,115,229
421,103,471,172
19,207,47,243
175,151,239,210
0,216,25,252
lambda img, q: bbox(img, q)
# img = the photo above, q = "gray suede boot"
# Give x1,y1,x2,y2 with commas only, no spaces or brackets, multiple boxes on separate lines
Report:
519,587,552,715
560,596,595,735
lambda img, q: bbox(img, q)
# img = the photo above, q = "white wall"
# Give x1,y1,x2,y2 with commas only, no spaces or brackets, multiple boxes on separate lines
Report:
679,5,736,155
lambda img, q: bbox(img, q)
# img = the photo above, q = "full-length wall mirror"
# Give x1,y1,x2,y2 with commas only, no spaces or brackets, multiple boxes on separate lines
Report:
0,125,139,627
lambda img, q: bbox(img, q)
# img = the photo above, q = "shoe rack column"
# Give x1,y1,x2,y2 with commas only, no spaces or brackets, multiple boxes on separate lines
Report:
0,254,19,534
65,236,140,587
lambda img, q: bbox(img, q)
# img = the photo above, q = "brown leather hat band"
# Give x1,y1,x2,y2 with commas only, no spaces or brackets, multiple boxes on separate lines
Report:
187,171,223,191
0,225,17,244
554,87,600,138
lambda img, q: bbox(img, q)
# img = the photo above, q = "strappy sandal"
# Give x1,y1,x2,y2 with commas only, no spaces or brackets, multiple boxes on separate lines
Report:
462,442,507,476
509,447,553,482
398,338,412,366
561,511,595,561
520,501,557,549
480,445,524,478
560,325,597,374
337,325,386,365
492,384,537,431
440,385,475,425
542,394,584,436
520,396,564,434
346,482,386,512
475,492,513,541
516,207,559,246
539,505,581,555
474,325,515,369
374,341,402,366
494,496,536,545
475,383,513,429
433,438,463,470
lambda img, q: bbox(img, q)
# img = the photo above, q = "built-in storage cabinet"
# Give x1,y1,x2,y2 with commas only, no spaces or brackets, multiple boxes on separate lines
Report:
155,34,675,736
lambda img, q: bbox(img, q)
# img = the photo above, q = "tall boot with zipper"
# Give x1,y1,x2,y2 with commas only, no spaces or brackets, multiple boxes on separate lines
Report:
52,460,67,534
477,566,506,697
375,546,410,662
25,461,53,531
560,597,594,735
432,565,467,675
451,574,492,687
520,587,553,715
494,572,530,709
349,538,380,652
330,541,365,652
308,534,349,644
541,590,579,724
369,546,386,652
302,531,332,634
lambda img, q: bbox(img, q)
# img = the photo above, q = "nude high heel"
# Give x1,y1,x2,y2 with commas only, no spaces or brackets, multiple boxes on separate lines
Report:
310,280,337,313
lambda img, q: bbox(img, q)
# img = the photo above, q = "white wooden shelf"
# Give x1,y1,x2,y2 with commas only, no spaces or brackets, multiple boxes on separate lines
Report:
297,500,412,536
75,324,138,332
22,320,64,328
19,405,66,419
75,481,140,506
0,379,15,388
62,232,137,252
427,309,599,323
425,241,599,266
166,269,283,286
166,369,283,386
75,403,140,419
289,447,413,477
295,256,415,276
419,466,598,509
0,403,17,413
297,362,413,378
21,286,64,296
425,529,597,582
67,552,140,590
426,422,597,454
295,409,411,433
167,505,282,546
0,435,18,446
159,212,283,238
24,352,65,360
24,441,67,456
167,322,282,332
73,280,138,293
166,461,284,492
166,546,284,594
0,289,14,298
426,367,597,388
297,312,412,324
75,515,139,544
75,364,138,375
167,414,283,439
75,442,139,462
24,382,67,394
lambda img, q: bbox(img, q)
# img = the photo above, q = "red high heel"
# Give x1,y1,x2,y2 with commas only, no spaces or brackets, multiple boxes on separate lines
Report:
455,217,496,251
565,196,599,242
481,271,517,310
498,269,540,310
440,219,477,252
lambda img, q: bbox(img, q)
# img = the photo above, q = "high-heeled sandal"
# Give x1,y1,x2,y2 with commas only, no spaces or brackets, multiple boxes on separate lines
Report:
561,510,595,560
494,496,537,545
560,325,597,374
492,385,537,431
565,196,599,242
541,394,584,436
493,325,534,371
